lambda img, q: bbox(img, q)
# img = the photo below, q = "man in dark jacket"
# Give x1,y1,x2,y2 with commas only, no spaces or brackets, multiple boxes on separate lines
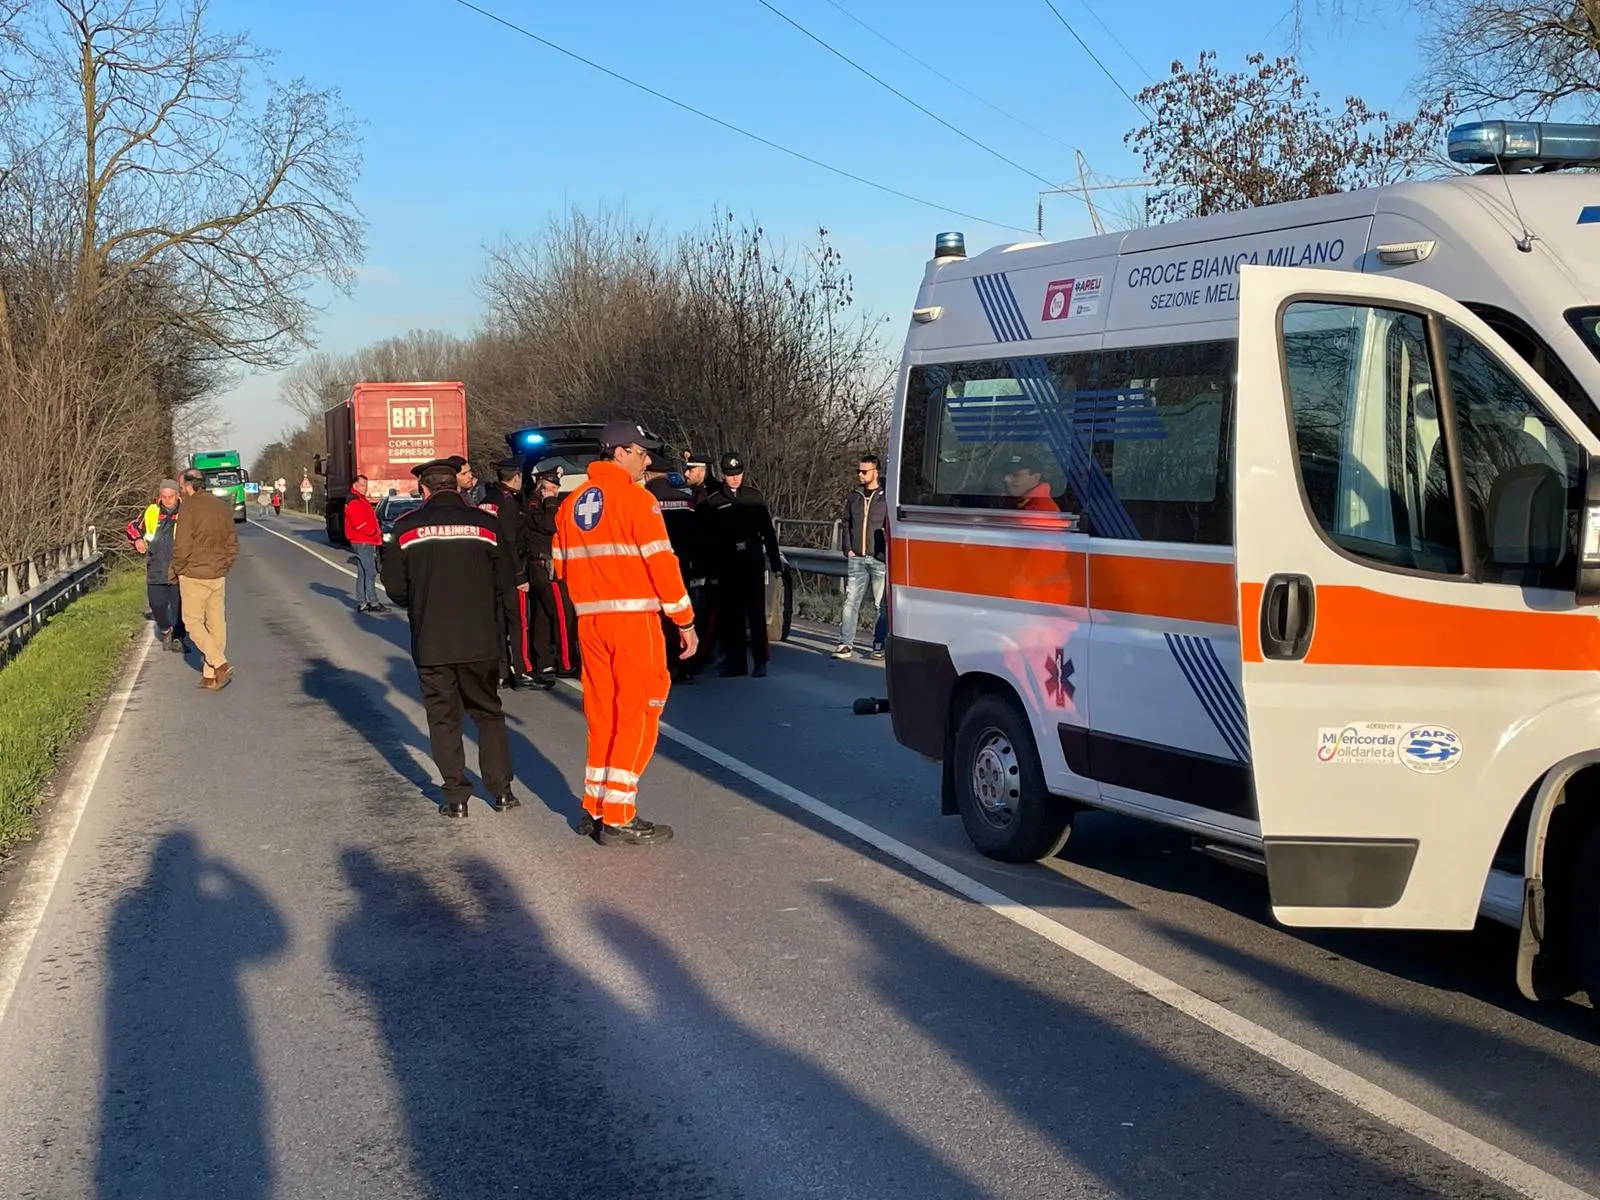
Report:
645,452,701,683
835,452,889,659
170,468,239,691
126,480,186,652
482,456,537,688
380,458,519,818
699,452,781,678
525,466,576,685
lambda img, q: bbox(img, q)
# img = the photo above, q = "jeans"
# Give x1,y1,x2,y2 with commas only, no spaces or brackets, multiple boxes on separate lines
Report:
353,543,379,606
840,555,887,648
147,582,182,636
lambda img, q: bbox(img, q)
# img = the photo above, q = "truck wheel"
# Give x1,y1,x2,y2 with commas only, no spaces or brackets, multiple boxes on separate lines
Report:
1568,819,1600,1004
951,692,1073,863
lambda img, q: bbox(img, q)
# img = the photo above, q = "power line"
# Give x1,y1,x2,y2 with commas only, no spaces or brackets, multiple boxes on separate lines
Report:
1066,0,1156,84
1039,0,1148,117
445,0,1035,235
816,0,1078,153
756,0,1061,189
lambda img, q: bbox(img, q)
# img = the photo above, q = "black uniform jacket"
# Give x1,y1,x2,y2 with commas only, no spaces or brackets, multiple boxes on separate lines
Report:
381,491,514,666
645,476,701,578
479,482,532,586
525,493,559,581
698,480,781,572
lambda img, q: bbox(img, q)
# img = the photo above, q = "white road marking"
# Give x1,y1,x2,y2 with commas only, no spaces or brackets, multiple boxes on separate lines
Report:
251,520,357,577
557,672,1593,1200
0,634,155,1028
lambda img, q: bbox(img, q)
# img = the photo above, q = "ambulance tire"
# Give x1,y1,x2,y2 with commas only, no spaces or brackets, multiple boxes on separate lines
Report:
1569,819,1600,1005
952,692,1073,863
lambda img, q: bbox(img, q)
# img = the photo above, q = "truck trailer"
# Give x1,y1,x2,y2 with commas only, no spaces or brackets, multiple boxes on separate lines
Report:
316,381,468,545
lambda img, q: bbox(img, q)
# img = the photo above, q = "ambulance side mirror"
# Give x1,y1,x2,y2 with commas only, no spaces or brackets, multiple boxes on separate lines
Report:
1575,453,1600,606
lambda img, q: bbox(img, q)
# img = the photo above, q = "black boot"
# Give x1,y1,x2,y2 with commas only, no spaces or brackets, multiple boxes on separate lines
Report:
493,789,522,813
752,661,768,678
595,817,674,846
438,800,469,819
577,811,598,837
512,673,538,689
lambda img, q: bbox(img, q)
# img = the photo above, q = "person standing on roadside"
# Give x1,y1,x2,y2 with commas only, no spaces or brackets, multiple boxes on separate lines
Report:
126,480,187,653
555,420,696,846
700,453,781,678
644,450,702,684
483,456,538,689
835,453,889,660
526,466,575,686
170,468,239,690
343,475,388,613
381,458,519,818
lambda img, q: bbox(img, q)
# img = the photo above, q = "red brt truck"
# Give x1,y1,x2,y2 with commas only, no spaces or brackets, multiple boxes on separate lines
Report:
315,381,468,545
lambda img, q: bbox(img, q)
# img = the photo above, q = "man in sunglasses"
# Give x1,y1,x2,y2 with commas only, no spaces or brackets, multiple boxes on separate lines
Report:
835,453,889,660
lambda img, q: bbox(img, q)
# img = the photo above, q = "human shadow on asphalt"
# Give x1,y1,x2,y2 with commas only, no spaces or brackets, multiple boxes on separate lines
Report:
1151,918,1600,1173
95,830,288,1200
301,654,444,807
820,889,1505,1199
330,851,734,1198
592,909,994,1199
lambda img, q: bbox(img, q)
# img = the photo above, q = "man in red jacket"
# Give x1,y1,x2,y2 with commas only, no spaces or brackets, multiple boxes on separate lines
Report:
345,475,388,613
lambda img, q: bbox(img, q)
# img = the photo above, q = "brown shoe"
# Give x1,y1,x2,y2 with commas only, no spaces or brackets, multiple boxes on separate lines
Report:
198,675,216,690
212,662,232,690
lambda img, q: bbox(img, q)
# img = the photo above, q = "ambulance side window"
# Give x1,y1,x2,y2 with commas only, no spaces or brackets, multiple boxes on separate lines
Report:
1281,302,1464,575
1440,323,1581,590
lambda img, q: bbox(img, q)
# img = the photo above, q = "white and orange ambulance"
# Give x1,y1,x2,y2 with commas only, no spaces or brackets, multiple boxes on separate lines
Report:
883,121,1600,1000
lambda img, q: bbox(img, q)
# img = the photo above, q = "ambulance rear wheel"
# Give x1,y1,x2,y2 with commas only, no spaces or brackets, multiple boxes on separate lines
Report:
952,693,1073,863
1568,820,1600,1004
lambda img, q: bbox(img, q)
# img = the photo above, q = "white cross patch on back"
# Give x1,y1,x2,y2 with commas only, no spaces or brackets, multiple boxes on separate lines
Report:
575,486,605,531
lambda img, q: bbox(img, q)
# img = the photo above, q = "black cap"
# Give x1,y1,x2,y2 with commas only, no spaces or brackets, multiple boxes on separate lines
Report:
682,450,708,469
532,463,564,482
410,457,460,479
599,419,663,452
721,453,746,474
493,454,524,471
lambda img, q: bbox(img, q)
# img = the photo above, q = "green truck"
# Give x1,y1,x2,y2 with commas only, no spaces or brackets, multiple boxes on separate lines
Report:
189,449,249,523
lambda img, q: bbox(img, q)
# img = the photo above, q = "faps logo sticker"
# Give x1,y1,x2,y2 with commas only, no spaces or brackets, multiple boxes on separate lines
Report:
1040,275,1103,322
1399,726,1462,774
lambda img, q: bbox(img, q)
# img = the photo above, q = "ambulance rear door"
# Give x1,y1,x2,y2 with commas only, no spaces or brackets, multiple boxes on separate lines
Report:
1234,264,1599,930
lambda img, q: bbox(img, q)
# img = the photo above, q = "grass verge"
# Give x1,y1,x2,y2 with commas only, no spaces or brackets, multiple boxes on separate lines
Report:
0,568,147,857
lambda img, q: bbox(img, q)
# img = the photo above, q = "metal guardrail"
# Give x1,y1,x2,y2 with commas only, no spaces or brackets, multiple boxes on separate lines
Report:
0,528,104,666
773,517,848,580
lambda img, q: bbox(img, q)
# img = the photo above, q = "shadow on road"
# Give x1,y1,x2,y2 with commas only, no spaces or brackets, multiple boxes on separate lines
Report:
819,888,1502,1199
300,654,443,807
330,850,732,1198
95,831,287,1200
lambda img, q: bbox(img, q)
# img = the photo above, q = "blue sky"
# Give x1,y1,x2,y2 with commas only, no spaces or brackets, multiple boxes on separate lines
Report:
212,0,1430,459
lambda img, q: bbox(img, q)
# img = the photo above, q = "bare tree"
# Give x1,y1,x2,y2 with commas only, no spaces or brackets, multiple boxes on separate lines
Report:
1125,51,1453,222
1417,0,1600,119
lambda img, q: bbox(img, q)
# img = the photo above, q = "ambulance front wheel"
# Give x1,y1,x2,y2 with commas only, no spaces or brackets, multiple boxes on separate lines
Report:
952,693,1073,863
1569,820,1600,1005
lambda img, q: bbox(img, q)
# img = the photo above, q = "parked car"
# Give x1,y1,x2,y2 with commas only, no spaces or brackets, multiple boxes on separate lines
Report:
374,493,423,570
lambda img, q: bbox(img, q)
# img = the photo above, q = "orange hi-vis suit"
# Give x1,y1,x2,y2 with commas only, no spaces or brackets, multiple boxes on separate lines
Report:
554,460,695,826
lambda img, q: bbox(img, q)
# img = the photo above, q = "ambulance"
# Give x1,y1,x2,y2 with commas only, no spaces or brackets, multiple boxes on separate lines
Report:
883,120,1600,1001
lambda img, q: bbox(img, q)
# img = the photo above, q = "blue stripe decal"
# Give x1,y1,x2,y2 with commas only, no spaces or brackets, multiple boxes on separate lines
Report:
973,273,1031,342
1165,633,1249,763
1013,357,1141,539
1195,635,1249,761
1579,205,1600,225
971,275,1006,341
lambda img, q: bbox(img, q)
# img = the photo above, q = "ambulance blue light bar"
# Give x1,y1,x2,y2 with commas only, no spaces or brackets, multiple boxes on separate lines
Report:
934,232,966,260
520,432,545,446
1448,120,1600,167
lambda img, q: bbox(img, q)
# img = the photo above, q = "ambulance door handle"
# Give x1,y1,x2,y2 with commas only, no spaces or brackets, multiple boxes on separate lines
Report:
1260,573,1315,661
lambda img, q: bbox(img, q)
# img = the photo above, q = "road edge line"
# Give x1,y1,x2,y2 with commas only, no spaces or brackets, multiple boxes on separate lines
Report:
251,519,357,578
558,675,1591,1200
0,632,155,1028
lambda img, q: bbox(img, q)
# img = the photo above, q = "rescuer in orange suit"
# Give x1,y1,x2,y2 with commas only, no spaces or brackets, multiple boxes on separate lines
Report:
554,420,697,846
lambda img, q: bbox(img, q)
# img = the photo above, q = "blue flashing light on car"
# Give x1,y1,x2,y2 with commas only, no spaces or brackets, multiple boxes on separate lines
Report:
1447,120,1600,168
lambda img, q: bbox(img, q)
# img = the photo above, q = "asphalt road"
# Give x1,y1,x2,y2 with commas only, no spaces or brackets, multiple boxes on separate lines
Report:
0,513,1597,1199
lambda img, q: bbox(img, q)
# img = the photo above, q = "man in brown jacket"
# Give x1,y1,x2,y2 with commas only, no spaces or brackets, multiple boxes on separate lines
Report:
170,467,240,690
